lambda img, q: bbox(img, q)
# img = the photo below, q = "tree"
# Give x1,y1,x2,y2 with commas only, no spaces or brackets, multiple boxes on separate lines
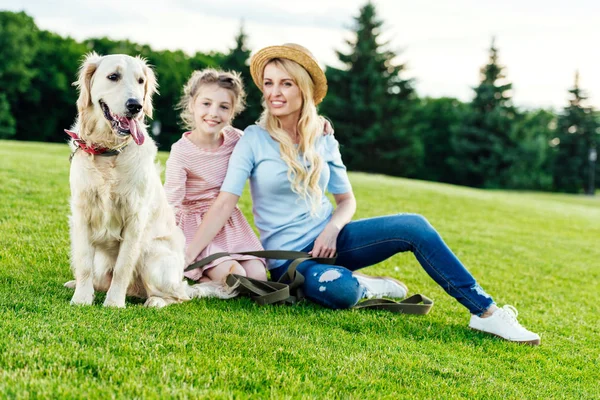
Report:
12,31,87,142
0,11,38,138
321,1,421,177
450,38,518,188
505,109,555,190
410,97,469,183
553,71,599,194
0,94,16,138
220,23,262,130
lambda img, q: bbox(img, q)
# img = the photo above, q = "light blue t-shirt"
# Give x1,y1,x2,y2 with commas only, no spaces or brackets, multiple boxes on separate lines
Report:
220,125,353,269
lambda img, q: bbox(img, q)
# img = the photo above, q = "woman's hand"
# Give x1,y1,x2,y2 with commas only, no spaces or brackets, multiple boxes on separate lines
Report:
310,222,341,259
320,116,334,136
310,192,356,259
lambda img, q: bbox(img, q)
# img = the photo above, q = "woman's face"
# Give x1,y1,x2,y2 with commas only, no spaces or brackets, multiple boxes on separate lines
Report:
262,62,303,119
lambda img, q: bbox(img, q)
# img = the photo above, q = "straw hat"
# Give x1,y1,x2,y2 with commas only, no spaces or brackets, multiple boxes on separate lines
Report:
250,43,328,105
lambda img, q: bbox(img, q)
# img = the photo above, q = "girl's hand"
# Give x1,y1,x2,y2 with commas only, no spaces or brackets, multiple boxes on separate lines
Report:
185,249,199,267
309,223,340,259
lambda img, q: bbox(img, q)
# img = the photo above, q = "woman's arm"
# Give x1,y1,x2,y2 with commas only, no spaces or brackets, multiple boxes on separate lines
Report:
185,191,240,265
310,191,356,258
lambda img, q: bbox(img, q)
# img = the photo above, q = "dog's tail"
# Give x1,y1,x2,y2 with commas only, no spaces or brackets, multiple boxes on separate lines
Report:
185,281,238,300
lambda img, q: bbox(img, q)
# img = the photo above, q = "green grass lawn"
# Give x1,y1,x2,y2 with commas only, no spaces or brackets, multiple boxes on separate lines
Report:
1,140,599,399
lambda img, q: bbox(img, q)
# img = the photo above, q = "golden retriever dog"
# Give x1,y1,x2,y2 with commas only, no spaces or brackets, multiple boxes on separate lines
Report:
65,53,232,308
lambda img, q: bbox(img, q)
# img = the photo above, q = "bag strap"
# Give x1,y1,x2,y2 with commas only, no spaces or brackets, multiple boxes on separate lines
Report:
353,294,434,315
189,251,433,315
185,250,328,272
225,274,294,305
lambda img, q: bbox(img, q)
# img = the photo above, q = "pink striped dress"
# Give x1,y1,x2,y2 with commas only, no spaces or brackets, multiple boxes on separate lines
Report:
164,127,265,281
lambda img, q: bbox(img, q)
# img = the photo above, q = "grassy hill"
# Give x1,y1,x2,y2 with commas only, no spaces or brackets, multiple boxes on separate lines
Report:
1,140,599,399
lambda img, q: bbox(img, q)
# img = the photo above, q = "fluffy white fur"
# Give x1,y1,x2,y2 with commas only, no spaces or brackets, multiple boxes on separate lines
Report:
66,53,233,308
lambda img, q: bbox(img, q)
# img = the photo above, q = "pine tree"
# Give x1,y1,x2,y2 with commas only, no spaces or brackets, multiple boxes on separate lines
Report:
450,38,518,188
220,23,262,130
320,1,421,177
411,97,469,184
553,71,599,194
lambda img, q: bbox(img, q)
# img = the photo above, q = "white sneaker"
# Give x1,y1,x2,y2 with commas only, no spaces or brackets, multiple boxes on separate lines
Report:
354,272,408,299
469,305,541,345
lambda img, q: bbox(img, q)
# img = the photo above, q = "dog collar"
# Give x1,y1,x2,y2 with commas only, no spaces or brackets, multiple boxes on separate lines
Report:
65,129,131,157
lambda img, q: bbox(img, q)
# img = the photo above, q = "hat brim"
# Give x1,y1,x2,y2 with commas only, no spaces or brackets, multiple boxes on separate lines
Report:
250,45,328,105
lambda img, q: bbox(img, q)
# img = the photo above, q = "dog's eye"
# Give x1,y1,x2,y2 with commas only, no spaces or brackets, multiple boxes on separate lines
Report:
138,78,144,84
107,73,120,81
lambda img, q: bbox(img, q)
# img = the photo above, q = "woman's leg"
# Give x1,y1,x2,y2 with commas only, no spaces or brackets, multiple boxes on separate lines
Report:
271,260,363,309
333,214,495,316
239,259,268,281
270,214,539,343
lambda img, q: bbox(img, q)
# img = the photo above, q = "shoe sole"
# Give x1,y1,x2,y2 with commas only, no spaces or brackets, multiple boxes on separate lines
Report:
469,327,541,346
353,272,409,297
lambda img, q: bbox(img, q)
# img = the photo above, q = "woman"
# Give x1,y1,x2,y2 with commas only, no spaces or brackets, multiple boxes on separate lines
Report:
186,43,540,345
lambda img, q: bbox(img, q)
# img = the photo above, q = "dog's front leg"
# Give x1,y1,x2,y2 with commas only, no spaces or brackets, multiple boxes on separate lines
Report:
103,214,146,308
70,212,96,305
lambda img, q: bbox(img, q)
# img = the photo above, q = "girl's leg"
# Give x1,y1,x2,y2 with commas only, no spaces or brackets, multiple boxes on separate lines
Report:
205,260,245,284
239,259,268,281
333,214,495,316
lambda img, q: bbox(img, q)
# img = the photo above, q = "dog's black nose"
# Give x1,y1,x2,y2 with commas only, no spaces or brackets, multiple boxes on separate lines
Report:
125,98,142,115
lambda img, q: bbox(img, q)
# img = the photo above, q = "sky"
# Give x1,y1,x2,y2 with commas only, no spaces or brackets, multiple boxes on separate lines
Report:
3,0,599,109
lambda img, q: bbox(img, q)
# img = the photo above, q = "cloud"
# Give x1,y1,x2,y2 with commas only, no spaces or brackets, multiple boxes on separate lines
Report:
3,0,149,26
174,0,352,30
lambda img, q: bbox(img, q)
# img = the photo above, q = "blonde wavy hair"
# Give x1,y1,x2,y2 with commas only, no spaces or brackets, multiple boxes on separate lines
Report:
178,69,246,131
257,58,325,215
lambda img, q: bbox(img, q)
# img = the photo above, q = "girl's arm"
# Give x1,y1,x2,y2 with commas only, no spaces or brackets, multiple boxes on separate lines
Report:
185,191,240,265
310,191,356,258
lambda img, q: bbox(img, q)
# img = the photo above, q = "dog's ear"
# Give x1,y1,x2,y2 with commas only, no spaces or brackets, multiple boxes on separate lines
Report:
139,57,158,119
75,52,102,112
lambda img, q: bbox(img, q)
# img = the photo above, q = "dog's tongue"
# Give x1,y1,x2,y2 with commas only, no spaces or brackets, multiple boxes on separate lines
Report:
118,116,144,145
128,118,144,145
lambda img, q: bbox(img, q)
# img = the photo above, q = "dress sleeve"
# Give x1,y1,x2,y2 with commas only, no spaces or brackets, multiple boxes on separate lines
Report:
164,143,188,216
324,134,353,194
220,128,255,196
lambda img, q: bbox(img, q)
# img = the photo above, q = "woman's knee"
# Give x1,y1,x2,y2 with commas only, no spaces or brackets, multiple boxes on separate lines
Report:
303,265,362,309
393,213,438,240
395,213,431,229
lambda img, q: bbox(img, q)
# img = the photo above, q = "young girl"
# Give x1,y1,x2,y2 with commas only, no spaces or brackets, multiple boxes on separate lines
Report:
164,69,267,283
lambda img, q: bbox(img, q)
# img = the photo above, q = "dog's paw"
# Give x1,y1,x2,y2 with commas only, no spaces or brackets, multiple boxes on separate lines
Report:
103,296,126,308
144,296,168,308
64,280,76,289
70,289,94,306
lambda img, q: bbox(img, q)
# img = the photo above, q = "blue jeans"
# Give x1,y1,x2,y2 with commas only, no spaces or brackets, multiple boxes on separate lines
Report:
269,214,495,315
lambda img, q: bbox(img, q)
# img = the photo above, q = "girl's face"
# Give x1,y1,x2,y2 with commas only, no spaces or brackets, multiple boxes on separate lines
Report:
191,84,235,136
262,63,303,120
